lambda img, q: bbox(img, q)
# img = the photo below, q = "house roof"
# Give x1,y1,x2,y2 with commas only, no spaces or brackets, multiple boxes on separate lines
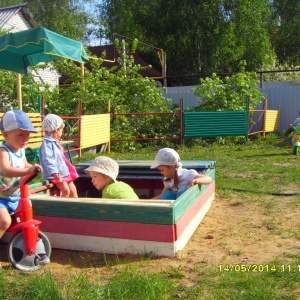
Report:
88,45,162,78
0,3,37,29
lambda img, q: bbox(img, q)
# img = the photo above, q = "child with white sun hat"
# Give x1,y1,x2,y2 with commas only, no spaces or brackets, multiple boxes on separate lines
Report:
39,114,78,197
150,148,212,200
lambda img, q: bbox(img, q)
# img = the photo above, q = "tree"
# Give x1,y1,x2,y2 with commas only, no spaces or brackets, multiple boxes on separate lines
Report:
100,0,276,84
0,0,94,44
270,0,300,65
49,39,171,115
219,0,275,71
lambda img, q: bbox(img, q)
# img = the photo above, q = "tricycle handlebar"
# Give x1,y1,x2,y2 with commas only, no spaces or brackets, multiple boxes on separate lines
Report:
20,167,41,188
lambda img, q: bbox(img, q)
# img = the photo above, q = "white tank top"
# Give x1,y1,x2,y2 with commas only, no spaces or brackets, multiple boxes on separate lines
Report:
0,143,26,200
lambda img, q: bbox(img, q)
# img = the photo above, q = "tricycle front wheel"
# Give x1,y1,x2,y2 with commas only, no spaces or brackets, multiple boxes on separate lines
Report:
7,231,51,272
293,146,299,155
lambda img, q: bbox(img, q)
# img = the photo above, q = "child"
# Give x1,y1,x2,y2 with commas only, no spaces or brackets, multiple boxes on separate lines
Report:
39,114,78,197
0,110,43,241
84,156,139,199
290,111,300,128
150,148,212,200
289,111,300,145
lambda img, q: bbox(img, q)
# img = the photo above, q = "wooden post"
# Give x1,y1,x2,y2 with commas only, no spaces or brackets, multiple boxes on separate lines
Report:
41,95,45,116
180,98,183,147
81,63,84,86
278,101,282,132
162,50,167,88
108,99,111,153
17,73,22,110
246,99,249,143
78,99,83,158
263,98,267,137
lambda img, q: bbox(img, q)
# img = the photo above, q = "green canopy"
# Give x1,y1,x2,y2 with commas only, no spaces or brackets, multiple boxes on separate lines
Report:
0,26,89,74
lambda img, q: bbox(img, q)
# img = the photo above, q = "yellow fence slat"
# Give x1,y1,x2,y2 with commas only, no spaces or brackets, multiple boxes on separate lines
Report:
265,110,280,132
0,112,111,156
80,114,110,149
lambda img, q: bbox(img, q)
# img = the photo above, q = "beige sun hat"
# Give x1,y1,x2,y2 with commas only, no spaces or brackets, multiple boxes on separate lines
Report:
42,114,64,132
84,156,119,182
150,148,181,168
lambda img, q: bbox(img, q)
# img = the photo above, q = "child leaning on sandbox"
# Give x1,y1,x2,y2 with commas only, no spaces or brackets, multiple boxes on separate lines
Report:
150,148,212,200
84,156,139,200
39,114,78,197
0,110,43,244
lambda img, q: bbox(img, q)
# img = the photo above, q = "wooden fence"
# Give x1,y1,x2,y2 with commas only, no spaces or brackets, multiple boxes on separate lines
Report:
27,97,281,159
182,110,249,145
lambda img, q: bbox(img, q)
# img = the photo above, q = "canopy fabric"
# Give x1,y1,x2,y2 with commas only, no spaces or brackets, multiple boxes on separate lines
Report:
0,26,89,74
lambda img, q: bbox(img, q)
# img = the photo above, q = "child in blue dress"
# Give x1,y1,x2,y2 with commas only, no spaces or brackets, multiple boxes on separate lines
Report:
39,114,78,197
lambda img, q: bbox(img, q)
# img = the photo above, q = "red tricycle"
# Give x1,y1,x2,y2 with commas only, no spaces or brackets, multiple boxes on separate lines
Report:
6,168,51,271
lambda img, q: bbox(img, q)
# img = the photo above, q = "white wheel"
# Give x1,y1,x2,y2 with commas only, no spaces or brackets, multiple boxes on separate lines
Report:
7,231,51,272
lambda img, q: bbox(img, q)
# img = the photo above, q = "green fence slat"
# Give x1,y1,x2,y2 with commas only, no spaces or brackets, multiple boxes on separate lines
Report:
183,110,248,143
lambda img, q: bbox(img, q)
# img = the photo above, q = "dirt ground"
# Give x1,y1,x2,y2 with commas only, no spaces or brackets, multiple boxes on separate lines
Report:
1,192,299,282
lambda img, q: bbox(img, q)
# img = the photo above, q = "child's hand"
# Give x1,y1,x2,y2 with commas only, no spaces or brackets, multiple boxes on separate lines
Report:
29,164,43,174
52,173,62,182
189,179,198,186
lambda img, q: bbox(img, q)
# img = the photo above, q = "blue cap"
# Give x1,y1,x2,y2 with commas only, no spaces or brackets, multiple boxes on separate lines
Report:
0,110,38,133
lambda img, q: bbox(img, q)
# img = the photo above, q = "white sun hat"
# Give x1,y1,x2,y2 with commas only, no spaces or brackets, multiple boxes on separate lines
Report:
84,156,119,182
42,114,64,132
150,148,181,169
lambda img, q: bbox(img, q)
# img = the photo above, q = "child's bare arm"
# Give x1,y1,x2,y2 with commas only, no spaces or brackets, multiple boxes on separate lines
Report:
0,148,42,177
151,186,169,199
189,173,212,186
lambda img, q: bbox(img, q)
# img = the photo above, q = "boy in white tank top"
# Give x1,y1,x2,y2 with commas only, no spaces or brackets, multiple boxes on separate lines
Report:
0,110,42,247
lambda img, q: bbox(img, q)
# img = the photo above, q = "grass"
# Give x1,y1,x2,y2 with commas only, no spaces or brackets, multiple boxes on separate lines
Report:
1,260,300,299
2,134,300,299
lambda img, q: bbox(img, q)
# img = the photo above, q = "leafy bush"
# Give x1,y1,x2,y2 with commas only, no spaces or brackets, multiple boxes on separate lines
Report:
192,61,265,111
0,70,52,113
46,39,172,116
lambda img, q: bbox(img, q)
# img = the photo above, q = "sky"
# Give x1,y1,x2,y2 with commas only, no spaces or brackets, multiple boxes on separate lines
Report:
83,0,107,46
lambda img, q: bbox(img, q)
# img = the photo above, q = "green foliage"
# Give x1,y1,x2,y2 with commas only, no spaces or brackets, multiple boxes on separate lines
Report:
45,39,171,116
260,61,300,82
102,0,276,82
0,0,93,44
110,111,180,152
4,0,300,79
270,0,300,65
222,0,275,71
0,70,52,113
192,62,265,111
